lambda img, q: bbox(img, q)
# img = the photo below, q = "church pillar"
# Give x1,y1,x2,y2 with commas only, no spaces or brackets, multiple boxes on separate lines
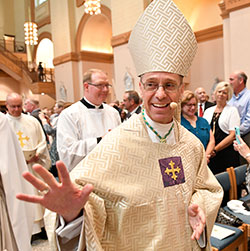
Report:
219,0,250,86
50,0,81,102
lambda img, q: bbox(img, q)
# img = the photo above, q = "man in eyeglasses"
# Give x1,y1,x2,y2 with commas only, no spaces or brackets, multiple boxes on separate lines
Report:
57,69,121,171
17,0,223,250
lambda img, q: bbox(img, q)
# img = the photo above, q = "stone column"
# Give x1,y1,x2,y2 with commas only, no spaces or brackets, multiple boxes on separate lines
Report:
219,0,250,86
50,0,81,102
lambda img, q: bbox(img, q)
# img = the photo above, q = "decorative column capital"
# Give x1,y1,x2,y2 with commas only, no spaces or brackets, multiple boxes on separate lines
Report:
219,0,250,19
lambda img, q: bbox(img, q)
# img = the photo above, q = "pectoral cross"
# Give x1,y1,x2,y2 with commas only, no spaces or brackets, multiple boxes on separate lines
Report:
16,131,29,148
165,160,180,180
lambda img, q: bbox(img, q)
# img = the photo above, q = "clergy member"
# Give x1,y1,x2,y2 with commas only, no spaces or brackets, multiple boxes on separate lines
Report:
17,0,223,250
0,112,35,251
56,69,121,171
6,93,51,238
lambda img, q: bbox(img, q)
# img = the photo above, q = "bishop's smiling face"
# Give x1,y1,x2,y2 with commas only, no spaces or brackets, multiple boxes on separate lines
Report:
139,72,184,124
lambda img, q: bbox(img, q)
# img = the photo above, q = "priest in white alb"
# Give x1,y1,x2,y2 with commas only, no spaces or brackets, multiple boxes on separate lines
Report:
17,0,223,250
6,92,51,235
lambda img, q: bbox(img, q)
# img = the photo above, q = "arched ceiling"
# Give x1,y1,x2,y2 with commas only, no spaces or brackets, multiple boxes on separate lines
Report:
81,14,112,53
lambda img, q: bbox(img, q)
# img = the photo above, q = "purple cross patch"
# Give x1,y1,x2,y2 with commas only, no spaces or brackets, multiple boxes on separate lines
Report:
159,157,185,187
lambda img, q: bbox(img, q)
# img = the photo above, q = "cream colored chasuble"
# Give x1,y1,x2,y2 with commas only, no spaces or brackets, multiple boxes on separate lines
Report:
0,113,35,251
48,114,223,251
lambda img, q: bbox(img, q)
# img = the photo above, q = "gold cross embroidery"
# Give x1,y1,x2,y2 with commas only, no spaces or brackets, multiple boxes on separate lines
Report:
16,131,30,148
165,160,180,180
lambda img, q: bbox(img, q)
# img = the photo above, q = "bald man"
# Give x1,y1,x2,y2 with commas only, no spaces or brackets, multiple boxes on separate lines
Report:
195,87,215,117
228,71,250,136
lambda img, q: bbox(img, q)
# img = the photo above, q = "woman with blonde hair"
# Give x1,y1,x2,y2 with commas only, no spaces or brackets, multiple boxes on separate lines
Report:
181,90,215,163
204,82,240,174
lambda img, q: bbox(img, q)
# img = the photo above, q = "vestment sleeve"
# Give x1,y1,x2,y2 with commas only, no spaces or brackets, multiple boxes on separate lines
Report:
55,215,84,251
34,119,51,170
190,145,223,243
240,100,250,135
227,107,240,131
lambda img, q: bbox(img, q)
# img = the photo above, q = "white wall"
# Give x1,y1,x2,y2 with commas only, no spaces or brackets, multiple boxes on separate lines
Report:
113,43,140,101
224,6,250,88
189,37,224,99
112,38,225,102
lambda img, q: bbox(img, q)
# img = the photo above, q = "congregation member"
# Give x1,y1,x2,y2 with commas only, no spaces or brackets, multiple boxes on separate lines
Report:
57,69,121,171
24,98,44,125
0,112,35,251
50,100,65,127
17,1,223,250
181,90,215,163
108,100,125,122
195,87,215,117
5,93,51,239
123,90,142,119
24,98,49,144
228,70,250,146
39,101,65,178
203,82,240,174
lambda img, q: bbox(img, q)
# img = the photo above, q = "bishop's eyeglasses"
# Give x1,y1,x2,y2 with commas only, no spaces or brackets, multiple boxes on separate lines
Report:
88,82,112,90
140,77,179,93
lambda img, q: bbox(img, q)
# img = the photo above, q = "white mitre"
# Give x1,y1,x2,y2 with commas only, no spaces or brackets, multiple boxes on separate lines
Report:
128,0,197,77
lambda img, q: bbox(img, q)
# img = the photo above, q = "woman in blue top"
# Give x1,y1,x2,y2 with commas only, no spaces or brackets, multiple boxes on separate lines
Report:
181,90,215,164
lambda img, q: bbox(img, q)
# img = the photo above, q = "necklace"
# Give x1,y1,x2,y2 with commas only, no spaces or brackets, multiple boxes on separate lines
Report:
142,109,174,143
212,112,221,134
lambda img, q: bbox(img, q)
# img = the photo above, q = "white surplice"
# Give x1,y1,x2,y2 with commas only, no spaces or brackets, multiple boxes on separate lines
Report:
6,112,51,234
57,100,121,171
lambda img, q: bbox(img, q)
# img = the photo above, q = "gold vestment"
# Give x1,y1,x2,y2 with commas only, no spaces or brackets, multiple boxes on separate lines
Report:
50,114,223,250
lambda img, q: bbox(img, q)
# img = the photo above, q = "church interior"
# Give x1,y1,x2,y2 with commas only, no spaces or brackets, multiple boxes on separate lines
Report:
1,1,250,250
1,0,250,111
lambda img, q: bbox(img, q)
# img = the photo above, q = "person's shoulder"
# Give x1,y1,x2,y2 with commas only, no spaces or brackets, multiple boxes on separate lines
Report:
103,103,120,114
197,116,207,123
243,88,250,94
103,103,115,110
60,101,81,115
180,115,190,127
23,113,41,123
203,105,215,117
205,101,215,107
205,105,215,111
0,112,8,127
135,105,142,114
197,116,210,127
224,104,239,115
244,89,250,98
31,108,40,116
22,113,35,120
179,122,203,146
225,104,237,110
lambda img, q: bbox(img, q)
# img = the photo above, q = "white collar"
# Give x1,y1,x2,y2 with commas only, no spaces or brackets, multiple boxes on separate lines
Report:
144,110,175,144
